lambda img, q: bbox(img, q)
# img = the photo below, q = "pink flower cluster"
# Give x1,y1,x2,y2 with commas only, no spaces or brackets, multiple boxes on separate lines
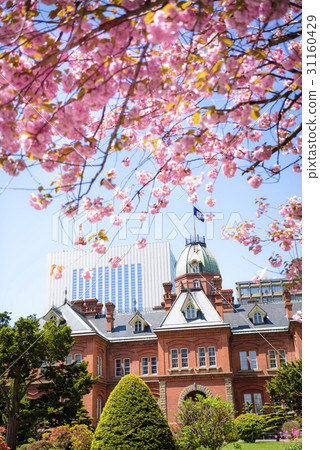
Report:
29,193,52,210
82,197,114,223
81,268,93,280
91,241,107,254
109,257,121,269
50,265,64,280
136,238,147,249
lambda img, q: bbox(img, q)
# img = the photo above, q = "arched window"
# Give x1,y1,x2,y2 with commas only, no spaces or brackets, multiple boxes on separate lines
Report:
193,279,200,288
135,320,142,332
253,312,263,325
186,304,196,319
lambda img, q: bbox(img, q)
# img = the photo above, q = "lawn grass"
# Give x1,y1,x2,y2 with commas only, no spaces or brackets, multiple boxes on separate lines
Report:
223,441,293,449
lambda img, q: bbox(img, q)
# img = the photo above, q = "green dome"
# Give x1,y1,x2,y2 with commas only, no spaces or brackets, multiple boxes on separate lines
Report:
175,238,220,278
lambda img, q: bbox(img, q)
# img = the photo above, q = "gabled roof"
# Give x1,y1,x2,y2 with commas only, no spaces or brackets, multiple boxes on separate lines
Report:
158,289,224,330
40,302,99,336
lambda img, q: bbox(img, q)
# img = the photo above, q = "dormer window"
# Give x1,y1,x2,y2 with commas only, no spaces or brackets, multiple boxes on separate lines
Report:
135,320,143,332
248,305,267,325
186,304,196,319
193,279,200,288
253,312,263,325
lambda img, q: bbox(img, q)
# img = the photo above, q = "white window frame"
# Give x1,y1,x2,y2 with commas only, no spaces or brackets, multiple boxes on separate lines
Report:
186,303,196,319
208,346,216,366
171,349,179,368
254,393,263,413
244,393,253,412
268,350,277,369
181,348,189,368
74,354,82,364
115,359,122,377
124,358,130,375
97,397,102,421
253,312,263,324
65,355,72,365
151,356,157,374
142,357,148,375
198,347,206,367
192,263,199,273
193,279,200,288
135,320,142,332
278,349,286,365
249,351,258,369
240,351,248,370
97,356,103,376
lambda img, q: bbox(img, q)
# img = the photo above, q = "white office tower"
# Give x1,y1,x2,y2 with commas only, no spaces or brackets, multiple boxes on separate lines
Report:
46,242,176,313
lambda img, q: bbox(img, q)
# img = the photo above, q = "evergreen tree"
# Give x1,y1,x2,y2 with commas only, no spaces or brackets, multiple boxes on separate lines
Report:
266,359,302,417
91,374,176,450
0,313,96,449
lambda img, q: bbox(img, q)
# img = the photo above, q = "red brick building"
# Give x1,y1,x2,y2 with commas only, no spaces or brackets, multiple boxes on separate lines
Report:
43,238,302,426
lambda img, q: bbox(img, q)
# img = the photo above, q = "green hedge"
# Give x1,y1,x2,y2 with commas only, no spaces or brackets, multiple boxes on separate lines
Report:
234,413,265,443
91,374,176,449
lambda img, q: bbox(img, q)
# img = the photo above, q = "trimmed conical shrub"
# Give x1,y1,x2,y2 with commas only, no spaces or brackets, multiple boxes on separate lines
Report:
91,374,176,449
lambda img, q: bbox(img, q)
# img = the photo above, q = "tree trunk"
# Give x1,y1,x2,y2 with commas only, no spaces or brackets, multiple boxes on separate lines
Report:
5,376,21,450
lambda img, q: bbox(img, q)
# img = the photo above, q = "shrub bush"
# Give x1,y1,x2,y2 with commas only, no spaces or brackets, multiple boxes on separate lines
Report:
91,374,176,449
27,440,53,450
281,420,301,434
70,424,93,450
234,413,265,443
174,394,235,450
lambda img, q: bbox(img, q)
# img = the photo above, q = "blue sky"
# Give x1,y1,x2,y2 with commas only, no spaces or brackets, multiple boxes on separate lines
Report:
0,151,301,324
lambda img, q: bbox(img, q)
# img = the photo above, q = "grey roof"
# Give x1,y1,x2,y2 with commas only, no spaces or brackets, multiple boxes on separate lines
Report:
224,301,302,333
42,299,302,340
91,310,165,340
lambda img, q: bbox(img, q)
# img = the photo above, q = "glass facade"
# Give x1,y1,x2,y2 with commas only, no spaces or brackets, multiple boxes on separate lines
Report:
124,265,129,312
104,267,109,303
72,269,77,300
92,268,96,298
71,262,147,313
131,264,136,311
98,267,103,302
137,263,143,311
117,266,123,313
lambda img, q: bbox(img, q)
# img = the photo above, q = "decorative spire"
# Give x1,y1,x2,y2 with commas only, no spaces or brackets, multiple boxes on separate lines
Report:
64,288,68,304
74,224,86,246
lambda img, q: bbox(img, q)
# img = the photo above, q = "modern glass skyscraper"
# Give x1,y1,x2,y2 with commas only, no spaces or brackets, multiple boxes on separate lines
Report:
46,242,176,313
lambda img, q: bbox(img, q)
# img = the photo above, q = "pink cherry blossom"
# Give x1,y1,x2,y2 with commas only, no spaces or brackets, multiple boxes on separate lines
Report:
29,193,52,210
81,268,93,280
110,214,123,226
51,265,64,279
92,241,107,254
206,182,214,193
109,256,122,268
248,175,263,189
204,213,214,221
205,197,216,207
136,238,147,249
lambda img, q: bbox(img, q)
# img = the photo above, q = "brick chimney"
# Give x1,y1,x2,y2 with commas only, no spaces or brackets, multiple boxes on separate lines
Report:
284,289,292,319
106,301,115,331
163,281,174,315
71,298,103,317
215,291,224,320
